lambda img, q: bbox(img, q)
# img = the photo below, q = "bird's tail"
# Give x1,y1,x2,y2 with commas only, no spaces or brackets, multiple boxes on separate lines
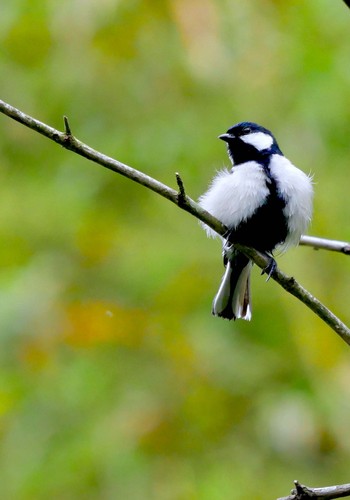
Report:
212,250,253,321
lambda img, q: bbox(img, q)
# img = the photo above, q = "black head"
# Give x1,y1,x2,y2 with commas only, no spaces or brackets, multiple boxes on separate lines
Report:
219,121,283,166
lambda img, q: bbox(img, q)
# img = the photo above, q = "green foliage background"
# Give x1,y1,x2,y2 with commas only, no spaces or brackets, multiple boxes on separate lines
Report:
1,0,350,498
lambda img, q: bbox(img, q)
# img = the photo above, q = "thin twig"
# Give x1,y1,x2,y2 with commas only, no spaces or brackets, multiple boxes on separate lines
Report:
0,99,349,344
277,479,350,499
63,115,72,136
175,172,187,207
300,235,350,255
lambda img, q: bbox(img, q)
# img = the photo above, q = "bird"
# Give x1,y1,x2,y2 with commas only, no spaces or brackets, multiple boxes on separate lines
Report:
198,121,313,320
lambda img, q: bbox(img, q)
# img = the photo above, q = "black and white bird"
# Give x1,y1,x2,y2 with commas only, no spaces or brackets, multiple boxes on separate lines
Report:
199,122,313,320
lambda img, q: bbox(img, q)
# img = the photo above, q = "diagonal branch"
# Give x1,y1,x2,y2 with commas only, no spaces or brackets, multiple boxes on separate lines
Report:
0,100,220,231
0,99,349,344
236,245,350,344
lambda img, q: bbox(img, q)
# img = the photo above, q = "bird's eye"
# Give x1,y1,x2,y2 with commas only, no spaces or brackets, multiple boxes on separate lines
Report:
241,127,251,135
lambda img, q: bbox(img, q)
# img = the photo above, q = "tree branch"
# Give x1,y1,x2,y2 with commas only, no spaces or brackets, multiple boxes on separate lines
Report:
0,100,221,231
1,99,349,344
277,479,350,499
300,235,350,255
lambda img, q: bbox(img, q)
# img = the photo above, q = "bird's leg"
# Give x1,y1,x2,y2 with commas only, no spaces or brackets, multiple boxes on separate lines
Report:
261,255,277,281
222,239,236,266
223,235,276,280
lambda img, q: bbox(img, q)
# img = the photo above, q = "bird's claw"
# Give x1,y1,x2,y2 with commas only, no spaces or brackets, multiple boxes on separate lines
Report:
261,257,277,281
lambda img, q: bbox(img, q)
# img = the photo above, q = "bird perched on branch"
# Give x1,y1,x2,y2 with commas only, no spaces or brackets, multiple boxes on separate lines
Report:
199,122,313,320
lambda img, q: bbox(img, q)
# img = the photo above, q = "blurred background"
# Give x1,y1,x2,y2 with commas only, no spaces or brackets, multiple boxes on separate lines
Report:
1,0,350,498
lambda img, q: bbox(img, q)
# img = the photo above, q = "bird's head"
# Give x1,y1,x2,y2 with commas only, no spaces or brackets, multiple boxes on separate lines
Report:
219,122,282,165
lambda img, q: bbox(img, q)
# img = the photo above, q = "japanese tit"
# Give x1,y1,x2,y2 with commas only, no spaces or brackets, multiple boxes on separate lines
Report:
199,122,313,320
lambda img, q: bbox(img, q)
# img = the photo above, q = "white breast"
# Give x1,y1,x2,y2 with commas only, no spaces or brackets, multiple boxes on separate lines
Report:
198,162,269,238
269,154,313,249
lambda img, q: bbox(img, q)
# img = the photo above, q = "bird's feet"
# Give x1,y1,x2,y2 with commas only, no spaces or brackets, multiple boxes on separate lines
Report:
261,256,277,281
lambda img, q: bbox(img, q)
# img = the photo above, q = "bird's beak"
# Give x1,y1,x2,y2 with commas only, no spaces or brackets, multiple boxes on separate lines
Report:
218,133,234,143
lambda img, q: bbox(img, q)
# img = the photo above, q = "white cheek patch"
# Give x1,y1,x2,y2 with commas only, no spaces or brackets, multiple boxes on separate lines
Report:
240,131,273,151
